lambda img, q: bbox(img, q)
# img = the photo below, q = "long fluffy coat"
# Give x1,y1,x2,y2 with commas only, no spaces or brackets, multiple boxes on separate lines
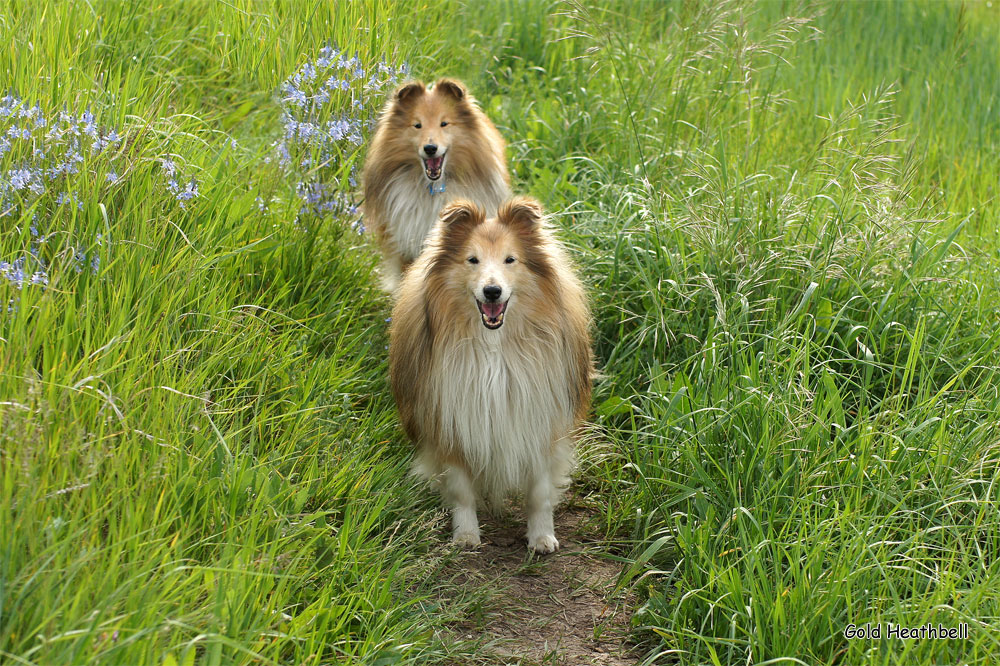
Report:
389,197,593,552
362,78,510,290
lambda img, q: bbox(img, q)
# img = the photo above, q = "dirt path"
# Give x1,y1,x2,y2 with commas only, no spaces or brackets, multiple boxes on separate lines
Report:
425,499,642,665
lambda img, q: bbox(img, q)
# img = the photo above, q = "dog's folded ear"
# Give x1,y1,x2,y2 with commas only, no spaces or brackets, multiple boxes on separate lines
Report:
440,199,485,229
434,78,467,101
395,81,426,104
499,196,543,230
433,201,485,262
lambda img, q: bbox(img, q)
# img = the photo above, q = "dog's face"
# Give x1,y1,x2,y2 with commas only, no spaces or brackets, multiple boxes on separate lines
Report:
462,217,528,330
430,198,552,331
390,79,470,182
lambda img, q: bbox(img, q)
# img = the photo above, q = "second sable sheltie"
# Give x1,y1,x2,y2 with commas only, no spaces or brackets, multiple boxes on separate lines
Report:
363,78,510,290
389,197,593,553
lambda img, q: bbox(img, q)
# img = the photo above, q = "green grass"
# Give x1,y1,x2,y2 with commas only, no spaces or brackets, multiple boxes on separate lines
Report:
2,1,998,664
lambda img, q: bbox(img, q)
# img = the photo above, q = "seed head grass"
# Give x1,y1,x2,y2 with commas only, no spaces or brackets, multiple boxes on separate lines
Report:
2,1,998,665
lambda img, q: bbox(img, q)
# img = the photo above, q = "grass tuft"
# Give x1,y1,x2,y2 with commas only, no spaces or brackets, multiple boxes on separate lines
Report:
2,1,997,664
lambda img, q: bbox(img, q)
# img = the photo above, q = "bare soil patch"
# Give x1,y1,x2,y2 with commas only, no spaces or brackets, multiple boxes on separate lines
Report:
426,500,641,665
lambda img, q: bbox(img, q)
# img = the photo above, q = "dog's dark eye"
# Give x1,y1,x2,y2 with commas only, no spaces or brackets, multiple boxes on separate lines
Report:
440,121,448,127
468,257,479,264
505,256,516,264
414,122,422,129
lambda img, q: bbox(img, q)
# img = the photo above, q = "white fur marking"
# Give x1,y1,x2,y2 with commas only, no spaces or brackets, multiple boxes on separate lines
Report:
427,323,575,508
444,464,481,547
380,170,510,264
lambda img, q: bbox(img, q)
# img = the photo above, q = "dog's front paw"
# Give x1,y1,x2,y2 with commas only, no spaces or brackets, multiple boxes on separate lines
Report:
527,534,559,554
452,531,482,549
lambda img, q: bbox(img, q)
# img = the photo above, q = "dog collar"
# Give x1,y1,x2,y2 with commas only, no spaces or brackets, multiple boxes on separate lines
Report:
428,180,446,196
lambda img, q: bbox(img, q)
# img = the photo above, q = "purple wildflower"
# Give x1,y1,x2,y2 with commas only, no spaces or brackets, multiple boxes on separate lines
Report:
79,110,97,137
273,45,406,226
0,259,25,288
9,168,33,189
0,94,20,116
177,177,199,201
1,255,48,290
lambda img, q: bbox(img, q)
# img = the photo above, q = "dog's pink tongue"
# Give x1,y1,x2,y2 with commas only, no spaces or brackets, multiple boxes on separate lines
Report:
427,156,443,170
482,302,504,318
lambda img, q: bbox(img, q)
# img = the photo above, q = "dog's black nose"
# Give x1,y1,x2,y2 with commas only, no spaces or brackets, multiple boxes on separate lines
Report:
423,144,438,156
483,285,502,302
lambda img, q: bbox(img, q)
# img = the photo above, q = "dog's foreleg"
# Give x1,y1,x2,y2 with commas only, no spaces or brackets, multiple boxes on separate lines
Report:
378,254,403,293
444,465,481,548
525,468,559,553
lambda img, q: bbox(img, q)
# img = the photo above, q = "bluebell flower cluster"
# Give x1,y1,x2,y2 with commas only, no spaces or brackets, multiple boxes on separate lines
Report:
1,94,111,311
0,93,122,217
160,158,200,208
1,256,48,289
2,224,49,312
1,218,102,305
270,44,407,227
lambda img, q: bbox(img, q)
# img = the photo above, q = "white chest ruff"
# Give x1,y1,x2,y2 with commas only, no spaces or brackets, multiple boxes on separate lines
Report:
381,173,508,262
382,176,443,261
428,333,574,496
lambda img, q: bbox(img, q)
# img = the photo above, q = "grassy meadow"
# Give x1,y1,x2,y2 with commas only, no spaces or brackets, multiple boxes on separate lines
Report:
2,1,998,664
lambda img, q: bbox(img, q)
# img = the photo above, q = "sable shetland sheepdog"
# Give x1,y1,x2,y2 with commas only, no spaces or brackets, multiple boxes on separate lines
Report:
389,197,593,553
362,78,510,291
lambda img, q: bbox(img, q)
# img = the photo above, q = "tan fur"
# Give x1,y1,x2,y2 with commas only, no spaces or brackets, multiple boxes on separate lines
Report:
362,78,510,290
389,197,593,552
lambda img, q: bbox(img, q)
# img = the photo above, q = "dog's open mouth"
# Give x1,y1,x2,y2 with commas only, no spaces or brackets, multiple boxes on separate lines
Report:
423,154,445,181
477,300,508,329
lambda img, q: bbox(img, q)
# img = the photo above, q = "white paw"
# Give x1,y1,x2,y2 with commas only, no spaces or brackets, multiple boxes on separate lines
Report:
527,534,559,554
452,531,482,548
